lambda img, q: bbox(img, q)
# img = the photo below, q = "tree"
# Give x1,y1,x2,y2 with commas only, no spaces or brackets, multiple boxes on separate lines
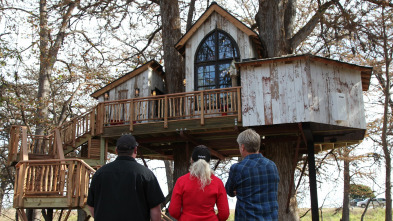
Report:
352,2,393,220
350,184,375,199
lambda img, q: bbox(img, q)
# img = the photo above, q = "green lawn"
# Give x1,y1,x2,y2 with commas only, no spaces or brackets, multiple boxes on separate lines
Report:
299,207,386,221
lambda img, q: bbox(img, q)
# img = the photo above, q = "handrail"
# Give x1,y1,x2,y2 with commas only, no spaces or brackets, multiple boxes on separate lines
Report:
8,87,242,162
100,86,242,130
14,159,96,208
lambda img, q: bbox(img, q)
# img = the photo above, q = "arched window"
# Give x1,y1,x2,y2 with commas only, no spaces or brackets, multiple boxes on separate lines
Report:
195,30,240,91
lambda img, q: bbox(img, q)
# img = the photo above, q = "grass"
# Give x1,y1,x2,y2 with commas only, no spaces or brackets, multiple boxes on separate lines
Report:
299,207,386,221
1,207,386,220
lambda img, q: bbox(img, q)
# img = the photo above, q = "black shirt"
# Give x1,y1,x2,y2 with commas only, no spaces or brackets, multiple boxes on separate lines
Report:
87,156,165,221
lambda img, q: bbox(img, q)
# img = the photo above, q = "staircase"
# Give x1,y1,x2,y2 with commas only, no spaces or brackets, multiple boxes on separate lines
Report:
7,108,99,220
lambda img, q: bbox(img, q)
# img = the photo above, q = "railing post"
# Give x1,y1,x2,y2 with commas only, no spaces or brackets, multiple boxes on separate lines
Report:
237,87,242,122
21,126,29,161
130,100,134,132
164,95,168,128
7,126,20,165
90,108,96,136
72,118,77,148
96,103,104,135
200,92,205,126
55,129,65,160
67,161,75,207
17,163,27,207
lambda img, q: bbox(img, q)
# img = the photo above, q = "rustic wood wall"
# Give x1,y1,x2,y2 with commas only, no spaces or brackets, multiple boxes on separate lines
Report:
240,58,366,129
97,68,165,102
184,11,256,92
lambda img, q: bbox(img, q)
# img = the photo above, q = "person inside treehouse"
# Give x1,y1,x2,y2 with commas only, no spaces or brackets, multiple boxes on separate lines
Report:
225,129,280,221
87,134,165,221
169,145,229,221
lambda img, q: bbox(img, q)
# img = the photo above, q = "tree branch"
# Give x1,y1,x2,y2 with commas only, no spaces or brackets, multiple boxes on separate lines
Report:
289,0,336,50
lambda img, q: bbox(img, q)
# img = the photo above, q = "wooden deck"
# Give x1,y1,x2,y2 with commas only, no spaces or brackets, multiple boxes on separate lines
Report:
8,86,366,163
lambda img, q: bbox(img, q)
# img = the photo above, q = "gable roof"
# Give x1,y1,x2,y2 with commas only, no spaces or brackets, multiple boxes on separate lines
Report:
90,60,164,99
236,54,372,91
175,2,263,57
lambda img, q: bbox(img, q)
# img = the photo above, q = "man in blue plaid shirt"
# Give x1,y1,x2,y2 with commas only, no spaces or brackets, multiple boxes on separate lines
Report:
225,129,280,221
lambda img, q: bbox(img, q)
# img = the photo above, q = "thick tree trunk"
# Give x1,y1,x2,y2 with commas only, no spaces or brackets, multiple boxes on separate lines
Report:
255,0,293,57
160,0,185,94
164,160,174,190
173,143,190,183
36,0,51,137
342,147,350,221
264,142,299,221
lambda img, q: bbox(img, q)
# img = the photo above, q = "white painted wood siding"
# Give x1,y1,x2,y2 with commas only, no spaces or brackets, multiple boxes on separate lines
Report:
240,59,366,129
98,68,164,101
184,12,256,92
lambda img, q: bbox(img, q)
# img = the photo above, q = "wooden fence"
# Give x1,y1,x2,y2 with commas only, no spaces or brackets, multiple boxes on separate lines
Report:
13,159,95,208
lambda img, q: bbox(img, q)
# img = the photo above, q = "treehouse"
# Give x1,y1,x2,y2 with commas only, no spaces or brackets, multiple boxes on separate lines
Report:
7,2,372,220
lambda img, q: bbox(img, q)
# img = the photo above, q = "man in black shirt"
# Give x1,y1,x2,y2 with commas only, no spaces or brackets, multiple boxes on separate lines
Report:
87,134,165,221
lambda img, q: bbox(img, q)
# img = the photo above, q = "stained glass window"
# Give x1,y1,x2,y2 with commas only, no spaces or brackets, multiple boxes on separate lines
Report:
195,30,239,91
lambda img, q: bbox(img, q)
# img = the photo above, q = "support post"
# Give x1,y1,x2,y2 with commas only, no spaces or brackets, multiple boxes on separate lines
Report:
302,123,319,221
100,137,106,165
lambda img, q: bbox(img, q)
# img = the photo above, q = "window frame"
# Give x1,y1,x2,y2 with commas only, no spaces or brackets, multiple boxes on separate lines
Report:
194,29,240,91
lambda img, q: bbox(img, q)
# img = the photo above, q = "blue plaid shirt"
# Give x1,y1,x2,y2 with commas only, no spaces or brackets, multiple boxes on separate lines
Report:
225,153,279,221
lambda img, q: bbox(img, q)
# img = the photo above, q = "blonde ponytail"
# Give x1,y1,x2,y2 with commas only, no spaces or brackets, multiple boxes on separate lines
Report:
190,159,212,190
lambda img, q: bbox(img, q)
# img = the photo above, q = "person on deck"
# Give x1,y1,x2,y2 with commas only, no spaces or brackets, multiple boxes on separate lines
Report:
169,145,229,221
225,129,280,221
87,134,165,221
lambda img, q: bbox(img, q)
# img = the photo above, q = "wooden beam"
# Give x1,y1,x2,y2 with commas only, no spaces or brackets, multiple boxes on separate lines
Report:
179,131,225,160
302,123,319,221
21,126,28,161
55,129,65,160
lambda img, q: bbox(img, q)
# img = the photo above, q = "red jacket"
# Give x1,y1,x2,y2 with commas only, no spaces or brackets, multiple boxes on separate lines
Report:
169,173,229,221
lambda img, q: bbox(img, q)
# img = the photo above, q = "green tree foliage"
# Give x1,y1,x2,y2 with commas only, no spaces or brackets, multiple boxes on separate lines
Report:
350,184,375,199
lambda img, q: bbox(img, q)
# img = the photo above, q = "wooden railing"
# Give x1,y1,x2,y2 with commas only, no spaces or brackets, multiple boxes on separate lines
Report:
98,87,242,131
13,159,95,208
7,126,66,165
58,107,96,147
8,87,242,163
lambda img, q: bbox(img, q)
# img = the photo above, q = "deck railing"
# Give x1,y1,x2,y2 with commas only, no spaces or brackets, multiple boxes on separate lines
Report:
98,86,242,131
58,108,96,147
14,159,95,208
8,87,242,163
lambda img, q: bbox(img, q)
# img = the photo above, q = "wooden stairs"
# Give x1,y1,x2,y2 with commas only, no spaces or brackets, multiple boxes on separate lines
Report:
7,109,100,220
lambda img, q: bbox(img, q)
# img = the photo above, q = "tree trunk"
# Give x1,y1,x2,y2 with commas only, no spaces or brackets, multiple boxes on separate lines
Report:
255,0,293,57
0,178,6,215
41,209,53,221
264,142,299,221
382,64,392,221
160,0,185,94
342,147,350,221
27,209,40,221
77,208,88,221
36,0,51,138
164,160,174,190
173,143,190,182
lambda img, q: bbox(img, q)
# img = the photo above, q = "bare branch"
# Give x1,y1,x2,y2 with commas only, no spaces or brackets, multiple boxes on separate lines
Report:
290,0,336,50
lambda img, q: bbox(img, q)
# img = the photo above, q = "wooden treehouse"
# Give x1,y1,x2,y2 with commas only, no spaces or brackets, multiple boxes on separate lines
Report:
7,2,372,220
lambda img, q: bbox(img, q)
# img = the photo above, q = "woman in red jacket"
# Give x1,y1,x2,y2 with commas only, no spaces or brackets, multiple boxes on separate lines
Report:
169,145,229,221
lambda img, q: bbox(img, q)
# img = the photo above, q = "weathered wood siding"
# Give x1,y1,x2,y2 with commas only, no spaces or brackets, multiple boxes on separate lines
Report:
97,68,165,102
240,59,366,129
184,12,256,92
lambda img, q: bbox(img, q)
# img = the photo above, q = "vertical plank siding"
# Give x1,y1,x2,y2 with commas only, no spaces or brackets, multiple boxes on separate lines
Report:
240,59,366,129
185,12,255,92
